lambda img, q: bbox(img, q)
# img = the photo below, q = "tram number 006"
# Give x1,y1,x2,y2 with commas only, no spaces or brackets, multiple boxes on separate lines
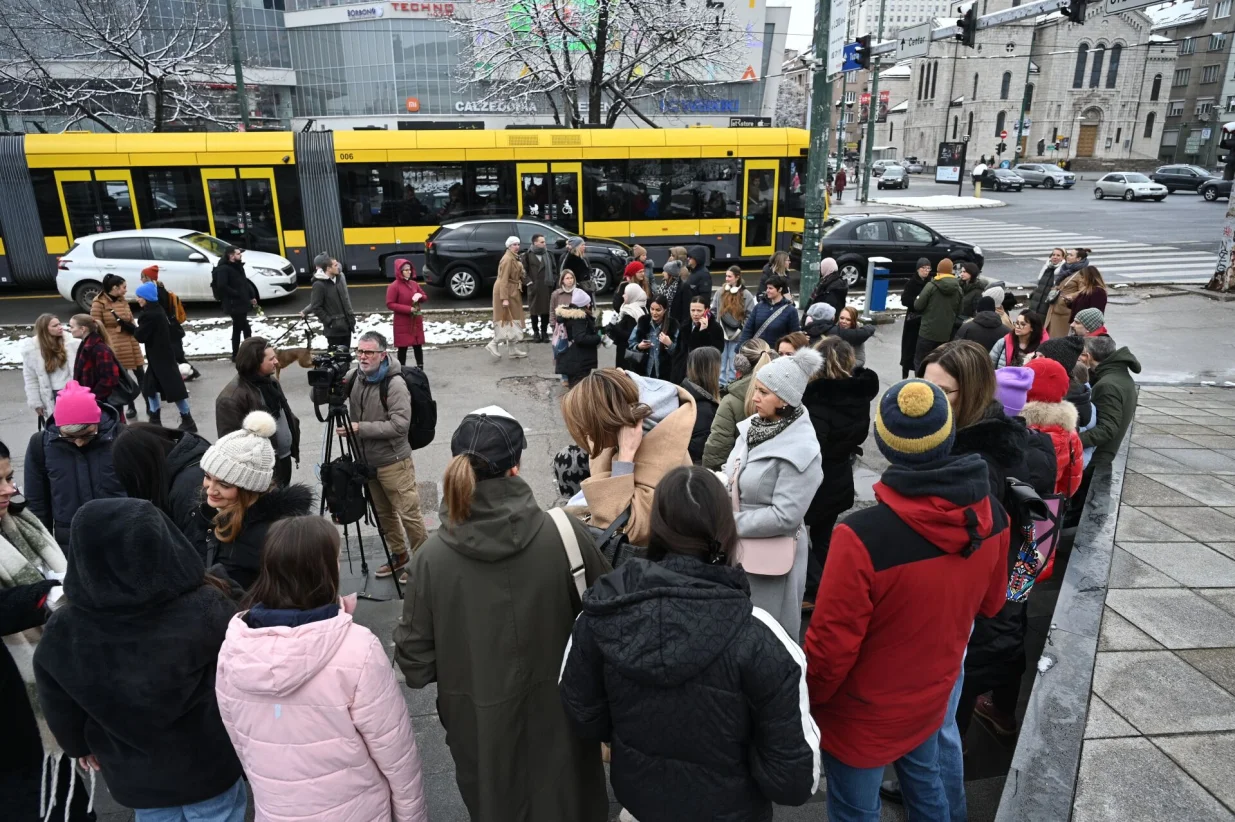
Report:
337,152,354,160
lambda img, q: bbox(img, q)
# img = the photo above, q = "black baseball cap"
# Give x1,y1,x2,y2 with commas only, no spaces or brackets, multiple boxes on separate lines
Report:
451,406,526,477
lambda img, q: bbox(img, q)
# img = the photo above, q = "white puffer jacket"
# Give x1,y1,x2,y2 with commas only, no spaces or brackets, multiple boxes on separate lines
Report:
21,334,80,416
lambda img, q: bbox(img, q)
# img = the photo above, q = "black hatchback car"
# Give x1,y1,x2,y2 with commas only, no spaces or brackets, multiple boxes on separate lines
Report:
811,215,984,286
1150,164,1215,193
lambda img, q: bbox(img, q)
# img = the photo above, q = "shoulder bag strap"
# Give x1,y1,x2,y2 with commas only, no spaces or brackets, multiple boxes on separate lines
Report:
754,304,789,341
548,508,587,599
730,457,743,511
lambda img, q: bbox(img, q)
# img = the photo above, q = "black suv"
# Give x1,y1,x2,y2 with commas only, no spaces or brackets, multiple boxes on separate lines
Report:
1150,164,1215,193
424,218,630,299
794,214,984,286
1199,177,1233,202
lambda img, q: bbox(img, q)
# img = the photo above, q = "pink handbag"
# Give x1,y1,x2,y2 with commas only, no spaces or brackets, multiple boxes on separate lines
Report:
730,457,798,576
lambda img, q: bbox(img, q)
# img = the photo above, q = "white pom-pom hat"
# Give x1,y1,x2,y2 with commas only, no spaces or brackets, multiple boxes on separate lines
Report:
201,410,278,492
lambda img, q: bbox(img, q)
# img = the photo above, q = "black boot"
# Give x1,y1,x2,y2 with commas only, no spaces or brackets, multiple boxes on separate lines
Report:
148,409,162,426
178,413,198,433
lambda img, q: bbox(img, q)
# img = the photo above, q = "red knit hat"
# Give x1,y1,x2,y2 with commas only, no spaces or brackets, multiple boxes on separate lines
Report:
142,265,159,281
623,261,644,279
1026,357,1070,404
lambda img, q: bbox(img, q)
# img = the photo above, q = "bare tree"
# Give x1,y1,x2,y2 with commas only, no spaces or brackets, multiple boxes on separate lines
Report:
453,0,749,128
0,0,235,132
775,78,807,128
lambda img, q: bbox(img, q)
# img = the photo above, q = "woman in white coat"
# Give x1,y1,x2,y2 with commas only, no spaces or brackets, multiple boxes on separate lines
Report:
723,347,824,636
22,314,79,422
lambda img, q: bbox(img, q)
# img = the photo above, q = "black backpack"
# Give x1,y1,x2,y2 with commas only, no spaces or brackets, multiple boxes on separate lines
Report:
380,365,437,450
320,454,370,525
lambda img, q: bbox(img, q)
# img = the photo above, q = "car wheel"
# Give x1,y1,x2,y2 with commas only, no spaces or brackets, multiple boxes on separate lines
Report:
1044,178,1056,189
72,280,104,312
1166,187,1175,194
1153,196,1166,202
1204,187,1220,201
1122,190,1134,201
446,266,480,299
590,265,612,295
839,261,863,288
1094,188,1105,199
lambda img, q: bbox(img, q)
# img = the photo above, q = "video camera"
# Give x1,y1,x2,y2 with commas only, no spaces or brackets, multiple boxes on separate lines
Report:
308,345,353,409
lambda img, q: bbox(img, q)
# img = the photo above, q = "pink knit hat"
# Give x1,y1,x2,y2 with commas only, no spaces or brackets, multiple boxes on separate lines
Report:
54,380,101,426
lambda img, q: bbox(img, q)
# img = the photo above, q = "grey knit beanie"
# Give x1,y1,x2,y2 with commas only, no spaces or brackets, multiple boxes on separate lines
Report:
753,347,823,408
201,411,278,492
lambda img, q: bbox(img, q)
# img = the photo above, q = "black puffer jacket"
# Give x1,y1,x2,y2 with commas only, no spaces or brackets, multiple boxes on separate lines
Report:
681,380,719,464
554,305,602,379
951,403,1057,691
165,431,211,559
33,499,241,810
212,259,253,316
801,368,880,529
954,310,1008,351
1066,381,1094,429
559,554,819,822
204,484,314,592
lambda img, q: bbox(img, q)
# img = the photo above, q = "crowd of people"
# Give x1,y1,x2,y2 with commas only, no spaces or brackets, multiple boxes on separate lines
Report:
1,237,1147,822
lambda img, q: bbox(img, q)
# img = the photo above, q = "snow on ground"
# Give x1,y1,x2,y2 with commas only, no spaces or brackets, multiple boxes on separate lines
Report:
873,195,1006,210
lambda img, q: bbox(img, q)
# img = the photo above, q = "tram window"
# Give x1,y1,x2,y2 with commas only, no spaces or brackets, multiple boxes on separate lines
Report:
132,169,211,233
273,166,304,231
781,159,805,219
583,162,631,221
29,170,67,237
388,164,466,225
466,164,516,216
677,159,741,219
626,160,668,220
338,165,399,228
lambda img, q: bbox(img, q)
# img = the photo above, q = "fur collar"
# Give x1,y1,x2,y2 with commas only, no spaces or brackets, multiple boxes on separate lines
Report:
555,306,588,320
245,484,315,526
1020,400,1078,432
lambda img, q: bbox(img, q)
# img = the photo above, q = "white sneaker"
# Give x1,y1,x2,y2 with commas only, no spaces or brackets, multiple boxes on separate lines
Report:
486,340,501,359
510,347,528,359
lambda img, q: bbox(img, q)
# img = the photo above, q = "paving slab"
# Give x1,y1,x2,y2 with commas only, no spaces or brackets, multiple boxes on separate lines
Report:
1098,607,1165,651
1107,546,1183,589
1119,472,1202,507
1143,474,1235,507
1210,544,1235,561
1084,695,1139,739
1092,651,1235,734
1130,433,1199,449
1134,506,1235,543
1073,737,1234,822
1199,588,1235,618
1114,505,1193,543
1125,447,1201,474
1106,588,1235,648
1140,422,1231,436
1179,648,1235,695
1152,732,1235,814
1162,448,1235,474
1118,541,1235,587
1179,434,1235,449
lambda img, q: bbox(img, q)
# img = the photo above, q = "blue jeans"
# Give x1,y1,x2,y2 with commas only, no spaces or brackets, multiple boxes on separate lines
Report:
148,396,191,415
134,779,246,822
721,338,740,385
823,732,949,822
938,665,967,822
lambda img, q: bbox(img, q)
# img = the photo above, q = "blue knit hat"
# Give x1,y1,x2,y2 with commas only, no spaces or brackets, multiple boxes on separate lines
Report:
135,281,159,303
874,379,955,466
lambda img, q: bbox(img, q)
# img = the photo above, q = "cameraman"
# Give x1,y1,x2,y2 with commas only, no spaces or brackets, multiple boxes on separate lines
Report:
302,253,356,348
338,331,426,584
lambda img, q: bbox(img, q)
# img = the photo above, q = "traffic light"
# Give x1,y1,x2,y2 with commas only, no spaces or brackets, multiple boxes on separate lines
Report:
956,6,977,47
1065,0,1088,24
1037,139,1045,155
997,141,1007,155
855,34,872,70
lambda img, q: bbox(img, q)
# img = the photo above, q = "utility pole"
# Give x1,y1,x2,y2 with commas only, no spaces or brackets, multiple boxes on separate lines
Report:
859,0,889,203
224,0,251,131
798,1,836,309
1012,26,1034,161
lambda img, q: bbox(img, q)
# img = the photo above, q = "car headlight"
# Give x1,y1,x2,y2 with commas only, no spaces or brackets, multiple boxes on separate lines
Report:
609,247,628,258
253,267,284,277
972,245,983,257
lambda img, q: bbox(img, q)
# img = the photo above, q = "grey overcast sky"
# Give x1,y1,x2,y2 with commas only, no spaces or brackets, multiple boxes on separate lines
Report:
772,0,818,51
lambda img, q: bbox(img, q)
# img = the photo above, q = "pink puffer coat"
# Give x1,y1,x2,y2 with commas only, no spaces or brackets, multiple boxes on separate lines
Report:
216,597,428,822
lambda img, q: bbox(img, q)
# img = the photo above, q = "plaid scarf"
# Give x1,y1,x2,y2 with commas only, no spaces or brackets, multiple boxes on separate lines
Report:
746,407,802,451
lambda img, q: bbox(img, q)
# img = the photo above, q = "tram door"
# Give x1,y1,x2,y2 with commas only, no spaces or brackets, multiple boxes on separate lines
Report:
201,168,285,256
740,160,779,258
516,162,582,236
53,170,141,241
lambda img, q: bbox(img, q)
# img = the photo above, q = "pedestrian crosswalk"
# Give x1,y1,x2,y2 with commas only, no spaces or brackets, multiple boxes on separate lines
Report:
910,214,1218,284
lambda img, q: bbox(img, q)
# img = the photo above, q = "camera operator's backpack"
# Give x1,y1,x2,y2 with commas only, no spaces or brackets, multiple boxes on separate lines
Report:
321,454,370,525
380,365,437,450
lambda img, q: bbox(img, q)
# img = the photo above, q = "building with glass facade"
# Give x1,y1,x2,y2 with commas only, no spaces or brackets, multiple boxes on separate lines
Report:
285,0,790,129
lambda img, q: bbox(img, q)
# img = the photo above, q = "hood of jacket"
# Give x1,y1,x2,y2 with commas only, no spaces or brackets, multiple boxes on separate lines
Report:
166,430,211,481
437,474,550,562
65,498,206,611
1094,347,1142,380
681,379,719,408
44,400,122,443
971,310,1004,329
722,374,751,402
874,453,1004,555
221,606,354,697
803,366,879,406
961,277,987,295
1021,400,1078,433
930,273,961,295
312,269,337,282
628,371,683,426
581,554,751,686
555,305,588,321
687,245,710,268
735,409,820,472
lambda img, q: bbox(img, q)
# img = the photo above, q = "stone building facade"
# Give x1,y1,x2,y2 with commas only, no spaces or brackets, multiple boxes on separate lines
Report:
1152,0,1235,167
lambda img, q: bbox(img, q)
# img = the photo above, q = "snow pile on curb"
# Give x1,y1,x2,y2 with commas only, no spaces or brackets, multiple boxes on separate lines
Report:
873,195,1006,210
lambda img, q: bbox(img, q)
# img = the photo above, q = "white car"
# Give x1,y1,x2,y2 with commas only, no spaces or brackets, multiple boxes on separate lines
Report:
56,228,299,311
1093,172,1168,202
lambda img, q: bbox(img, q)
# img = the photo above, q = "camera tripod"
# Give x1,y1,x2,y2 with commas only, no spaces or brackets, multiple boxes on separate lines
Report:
317,402,404,601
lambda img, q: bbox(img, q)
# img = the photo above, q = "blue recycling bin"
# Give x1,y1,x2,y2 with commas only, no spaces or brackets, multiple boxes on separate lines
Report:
870,266,891,312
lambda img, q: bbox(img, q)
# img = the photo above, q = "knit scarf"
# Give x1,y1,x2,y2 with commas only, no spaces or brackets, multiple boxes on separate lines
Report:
746,406,802,451
0,508,83,820
364,358,390,384
251,374,285,420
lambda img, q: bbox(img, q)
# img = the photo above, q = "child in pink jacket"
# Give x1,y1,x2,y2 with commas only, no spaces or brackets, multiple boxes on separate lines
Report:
216,516,427,822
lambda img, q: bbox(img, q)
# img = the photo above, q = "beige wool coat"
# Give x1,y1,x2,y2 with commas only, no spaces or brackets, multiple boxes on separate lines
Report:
493,249,525,326
90,294,144,370
1044,273,1081,340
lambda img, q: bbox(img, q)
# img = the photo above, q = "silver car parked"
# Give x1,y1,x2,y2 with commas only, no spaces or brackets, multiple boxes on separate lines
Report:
1093,172,1167,202
1013,163,1076,189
